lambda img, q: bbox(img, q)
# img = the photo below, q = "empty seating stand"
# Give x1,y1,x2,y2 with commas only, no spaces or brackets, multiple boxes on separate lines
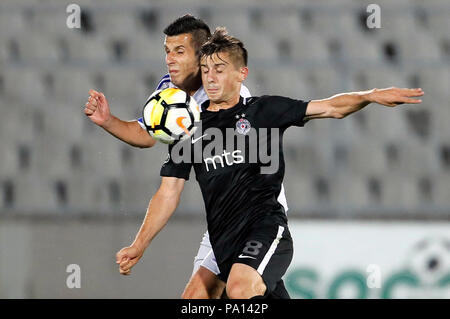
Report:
0,0,449,219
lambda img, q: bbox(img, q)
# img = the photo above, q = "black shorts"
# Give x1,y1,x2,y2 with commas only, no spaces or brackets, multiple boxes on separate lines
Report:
217,219,294,296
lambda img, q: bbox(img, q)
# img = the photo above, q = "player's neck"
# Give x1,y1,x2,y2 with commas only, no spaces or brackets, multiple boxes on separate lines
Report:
208,93,240,112
180,74,202,97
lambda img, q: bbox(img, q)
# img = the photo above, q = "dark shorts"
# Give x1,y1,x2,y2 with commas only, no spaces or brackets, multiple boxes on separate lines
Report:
217,219,294,296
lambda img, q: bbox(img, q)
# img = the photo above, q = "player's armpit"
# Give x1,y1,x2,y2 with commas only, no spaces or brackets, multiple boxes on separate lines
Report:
303,99,339,121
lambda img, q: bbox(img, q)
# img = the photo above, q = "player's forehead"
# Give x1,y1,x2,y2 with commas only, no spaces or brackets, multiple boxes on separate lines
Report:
164,33,195,50
200,52,231,67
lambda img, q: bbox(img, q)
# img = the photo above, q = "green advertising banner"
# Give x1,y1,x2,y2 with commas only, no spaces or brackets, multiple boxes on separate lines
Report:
284,220,450,299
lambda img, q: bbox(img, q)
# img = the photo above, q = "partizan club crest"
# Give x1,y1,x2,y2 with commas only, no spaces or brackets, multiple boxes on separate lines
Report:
236,117,251,135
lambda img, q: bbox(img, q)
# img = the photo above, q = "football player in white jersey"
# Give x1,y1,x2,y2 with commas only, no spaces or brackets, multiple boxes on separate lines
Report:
84,15,252,298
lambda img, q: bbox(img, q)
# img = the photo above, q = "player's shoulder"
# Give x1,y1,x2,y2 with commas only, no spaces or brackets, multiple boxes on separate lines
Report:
155,74,171,90
246,95,287,106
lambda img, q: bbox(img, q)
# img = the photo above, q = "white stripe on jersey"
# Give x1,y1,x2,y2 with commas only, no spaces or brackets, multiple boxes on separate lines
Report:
277,184,289,213
257,225,285,275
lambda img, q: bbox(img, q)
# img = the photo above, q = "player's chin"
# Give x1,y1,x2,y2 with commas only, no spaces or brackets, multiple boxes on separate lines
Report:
170,74,183,87
206,90,221,101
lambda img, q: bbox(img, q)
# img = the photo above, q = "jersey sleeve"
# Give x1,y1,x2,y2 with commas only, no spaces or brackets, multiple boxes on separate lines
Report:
160,144,192,180
240,84,251,98
137,117,146,130
155,74,171,91
259,95,310,128
137,74,172,130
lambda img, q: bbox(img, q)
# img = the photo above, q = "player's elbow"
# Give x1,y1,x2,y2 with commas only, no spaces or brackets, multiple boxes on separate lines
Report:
136,132,157,148
333,111,346,119
138,139,156,148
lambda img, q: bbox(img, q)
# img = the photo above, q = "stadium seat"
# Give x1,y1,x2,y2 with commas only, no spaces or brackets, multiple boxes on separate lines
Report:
245,34,279,62
305,1,358,37
78,137,125,179
298,116,336,145
433,172,450,207
0,0,448,219
0,139,19,177
2,68,46,104
101,68,148,105
287,32,330,63
0,103,33,145
300,65,341,98
32,135,71,179
380,172,418,210
346,140,388,176
0,10,27,40
94,9,141,38
24,5,70,37
338,30,384,62
65,174,120,214
0,37,11,64
51,67,97,103
256,8,303,38
13,174,59,213
209,9,252,39
367,65,409,89
396,30,441,62
435,102,450,138
425,4,450,39
408,67,450,100
251,65,309,97
281,174,319,213
374,4,417,38
126,34,166,63
283,141,327,176
12,31,61,63
61,32,111,63
119,174,161,213
394,140,439,177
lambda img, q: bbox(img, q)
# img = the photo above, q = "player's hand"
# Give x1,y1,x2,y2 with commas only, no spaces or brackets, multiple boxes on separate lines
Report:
84,89,112,127
369,87,424,107
116,245,144,276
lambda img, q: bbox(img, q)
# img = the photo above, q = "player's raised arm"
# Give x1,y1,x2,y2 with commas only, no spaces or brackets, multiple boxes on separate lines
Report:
115,176,185,275
304,87,424,121
84,89,156,148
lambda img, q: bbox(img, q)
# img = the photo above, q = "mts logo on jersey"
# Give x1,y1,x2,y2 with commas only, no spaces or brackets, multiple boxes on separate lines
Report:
203,149,244,172
170,121,280,174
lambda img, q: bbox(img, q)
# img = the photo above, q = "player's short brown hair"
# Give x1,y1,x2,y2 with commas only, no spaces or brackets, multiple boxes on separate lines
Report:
200,27,248,69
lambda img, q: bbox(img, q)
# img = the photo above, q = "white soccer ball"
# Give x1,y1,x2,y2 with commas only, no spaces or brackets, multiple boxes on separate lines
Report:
407,236,450,287
142,88,200,144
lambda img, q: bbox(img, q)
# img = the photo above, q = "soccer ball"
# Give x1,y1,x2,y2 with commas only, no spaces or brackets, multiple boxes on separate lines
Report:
407,236,450,287
142,88,200,144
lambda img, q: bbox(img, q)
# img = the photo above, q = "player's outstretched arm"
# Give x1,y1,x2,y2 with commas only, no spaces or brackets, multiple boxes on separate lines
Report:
304,87,424,121
84,89,156,148
115,176,185,275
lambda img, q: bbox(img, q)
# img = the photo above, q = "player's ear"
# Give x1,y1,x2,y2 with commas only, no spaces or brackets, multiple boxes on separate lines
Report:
239,66,249,82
